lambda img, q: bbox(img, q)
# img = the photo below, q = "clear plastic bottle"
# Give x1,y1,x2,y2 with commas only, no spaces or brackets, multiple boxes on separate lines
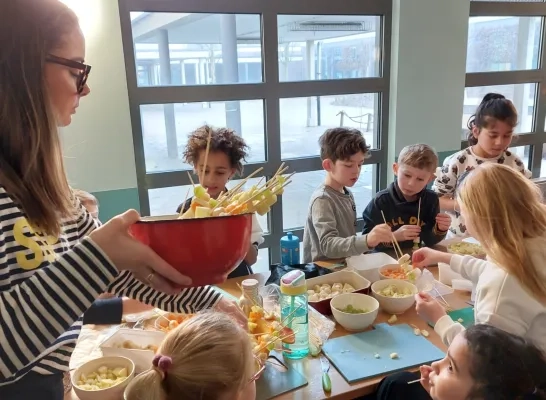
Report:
238,278,263,317
280,270,309,359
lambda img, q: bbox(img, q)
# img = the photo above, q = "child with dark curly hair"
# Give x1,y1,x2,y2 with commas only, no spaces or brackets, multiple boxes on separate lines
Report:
177,125,264,278
367,324,546,400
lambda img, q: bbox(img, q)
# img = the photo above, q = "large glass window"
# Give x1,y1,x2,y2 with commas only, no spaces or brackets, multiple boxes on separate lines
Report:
130,13,263,87
465,2,546,177
119,0,391,265
277,15,381,82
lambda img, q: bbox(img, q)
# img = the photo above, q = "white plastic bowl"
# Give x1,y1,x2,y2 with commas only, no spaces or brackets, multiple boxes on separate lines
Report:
72,356,135,400
330,293,379,331
371,279,418,315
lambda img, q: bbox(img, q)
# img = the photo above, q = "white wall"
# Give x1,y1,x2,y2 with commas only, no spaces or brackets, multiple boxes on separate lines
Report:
389,0,470,158
60,0,137,193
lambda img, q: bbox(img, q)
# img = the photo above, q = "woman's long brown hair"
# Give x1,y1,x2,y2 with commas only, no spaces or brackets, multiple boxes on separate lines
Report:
0,0,77,236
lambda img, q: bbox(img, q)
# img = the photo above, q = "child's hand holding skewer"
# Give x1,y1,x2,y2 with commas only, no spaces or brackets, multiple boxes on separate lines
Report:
418,365,433,393
435,213,451,232
366,224,393,248
412,248,452,268
415,292,447,325
394,225,421,241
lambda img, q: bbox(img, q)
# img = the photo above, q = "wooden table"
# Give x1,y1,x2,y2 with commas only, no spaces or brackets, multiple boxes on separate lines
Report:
68,260,470,400
217,266,470,400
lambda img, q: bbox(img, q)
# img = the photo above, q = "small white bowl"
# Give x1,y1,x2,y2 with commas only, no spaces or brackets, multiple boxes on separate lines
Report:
378,264,422,282
330,293,379,331
371,279,418,315
72,356,135,400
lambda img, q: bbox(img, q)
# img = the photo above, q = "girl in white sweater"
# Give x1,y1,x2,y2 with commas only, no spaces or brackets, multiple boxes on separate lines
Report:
413,163,546,352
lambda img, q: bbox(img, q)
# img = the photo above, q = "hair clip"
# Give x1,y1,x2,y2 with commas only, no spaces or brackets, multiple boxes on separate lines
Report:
152,354,173,373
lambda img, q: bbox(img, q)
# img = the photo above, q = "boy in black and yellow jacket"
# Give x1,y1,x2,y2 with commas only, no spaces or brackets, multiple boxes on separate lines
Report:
362,144,451,251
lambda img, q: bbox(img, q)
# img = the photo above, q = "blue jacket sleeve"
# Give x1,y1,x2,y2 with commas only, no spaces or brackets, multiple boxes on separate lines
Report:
83,298,123,325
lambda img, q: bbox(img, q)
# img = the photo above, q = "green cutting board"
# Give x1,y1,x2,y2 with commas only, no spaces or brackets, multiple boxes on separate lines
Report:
428,307,475,329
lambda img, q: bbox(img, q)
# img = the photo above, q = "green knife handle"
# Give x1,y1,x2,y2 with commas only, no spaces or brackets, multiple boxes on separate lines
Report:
322,372,332,392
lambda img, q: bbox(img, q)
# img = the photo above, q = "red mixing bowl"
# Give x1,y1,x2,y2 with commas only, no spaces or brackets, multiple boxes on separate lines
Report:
129,213,252,287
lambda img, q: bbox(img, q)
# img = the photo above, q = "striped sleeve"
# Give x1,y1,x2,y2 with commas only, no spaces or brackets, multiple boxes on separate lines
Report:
73,196,101,237
108,272,222,314
0,237,119,380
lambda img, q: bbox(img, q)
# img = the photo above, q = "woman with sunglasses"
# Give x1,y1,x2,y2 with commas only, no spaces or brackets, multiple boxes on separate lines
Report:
0,1,245,398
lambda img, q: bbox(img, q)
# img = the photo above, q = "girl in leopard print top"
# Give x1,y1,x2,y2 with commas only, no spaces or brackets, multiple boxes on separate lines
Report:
433,93,531,237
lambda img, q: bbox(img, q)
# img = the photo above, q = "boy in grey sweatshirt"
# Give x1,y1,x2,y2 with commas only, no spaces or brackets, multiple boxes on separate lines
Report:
303,128,392,263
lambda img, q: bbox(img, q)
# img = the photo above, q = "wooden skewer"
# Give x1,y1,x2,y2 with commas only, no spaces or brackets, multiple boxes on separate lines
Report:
274,162,286,176
178,187,191,217
417,198,421,225
244,179,292,211
187,172,195,187
200,129,213,185
414,198,422,248
381,210,403,259
224,167,264,198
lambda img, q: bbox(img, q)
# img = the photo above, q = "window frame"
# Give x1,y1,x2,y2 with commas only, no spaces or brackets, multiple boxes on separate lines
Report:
118,0,392,263
464,1,546,177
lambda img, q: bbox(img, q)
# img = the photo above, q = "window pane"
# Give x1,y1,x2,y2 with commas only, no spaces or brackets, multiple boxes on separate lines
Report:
467,17,542,73
277,15,381,82
509,145,530,171
254,248,270,274
461,84,536,139
141,100,266,173
148,177,269,233
282,166,374,230
280,93,379,159
130,13,262,87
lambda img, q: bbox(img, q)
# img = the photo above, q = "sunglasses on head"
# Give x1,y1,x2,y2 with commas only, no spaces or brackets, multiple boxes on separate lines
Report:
46,54,91,94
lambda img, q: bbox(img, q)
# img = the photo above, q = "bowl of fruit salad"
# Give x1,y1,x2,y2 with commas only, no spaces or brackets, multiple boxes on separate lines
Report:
72,356,135,400
371,279,418,315
330,293,379,331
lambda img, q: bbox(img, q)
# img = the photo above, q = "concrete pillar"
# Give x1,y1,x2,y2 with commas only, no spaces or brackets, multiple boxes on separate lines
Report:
158,29,178,159
198,59,206,84
220,14,242,135
305,40,316,127
180,60,186,85
388,0,470,181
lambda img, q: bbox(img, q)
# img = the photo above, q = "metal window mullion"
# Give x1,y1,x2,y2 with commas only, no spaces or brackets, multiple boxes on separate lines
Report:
262,9,284,264
118,0,152,216
124,0,389,15
530,16,546,177
465,70,543,87
142,150,384,190
377,10,392,190
276,78,387,99
470,2,546,17
133,84,267,104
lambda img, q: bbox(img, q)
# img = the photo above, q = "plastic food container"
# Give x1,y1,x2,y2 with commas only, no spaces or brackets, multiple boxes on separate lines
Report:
346,253,398,282
438,262,467,286
307,270,371,315
100,329,166,374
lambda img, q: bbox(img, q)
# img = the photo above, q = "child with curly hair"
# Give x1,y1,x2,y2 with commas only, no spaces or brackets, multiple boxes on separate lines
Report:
177,125,264,278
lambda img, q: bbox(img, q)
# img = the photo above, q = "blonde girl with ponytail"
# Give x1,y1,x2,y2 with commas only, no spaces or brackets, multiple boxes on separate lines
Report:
125,312,259,400
411,163,546,352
